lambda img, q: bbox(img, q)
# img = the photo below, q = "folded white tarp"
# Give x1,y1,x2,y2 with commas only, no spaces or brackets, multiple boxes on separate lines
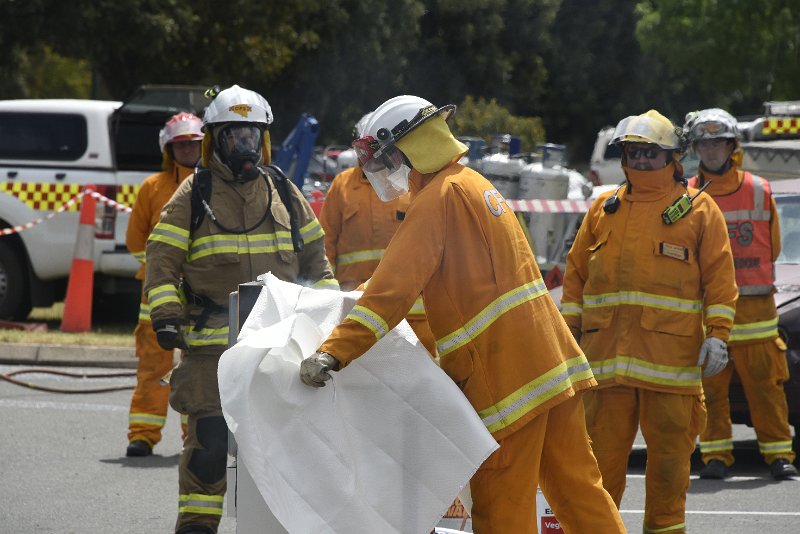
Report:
218,273,498,534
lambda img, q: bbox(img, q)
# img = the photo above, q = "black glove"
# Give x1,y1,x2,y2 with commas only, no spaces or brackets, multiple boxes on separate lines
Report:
152,320,186,351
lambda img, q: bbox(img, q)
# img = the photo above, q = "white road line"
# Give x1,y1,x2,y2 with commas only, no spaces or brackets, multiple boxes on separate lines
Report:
627,473,770,482
0,398,126,412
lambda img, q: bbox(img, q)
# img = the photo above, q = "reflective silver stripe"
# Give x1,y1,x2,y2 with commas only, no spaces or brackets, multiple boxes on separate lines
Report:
705,304,735,321
583,291,702,313
185,326,230,347
758,440,794,454
560,302,582,316
437,279,549,357
148,285,181,309
138,301,151,322
590,356,701,387
188,233,295,261
149,223,190,251
129,412,166,427
300,219,325,243
739,285,773,296
699,438,733,453
479,355,593,434
346,305,389,340
131,250,146,263
178,493,224,516
337,249,385,267
74,224,94,261
729,317,778,342
753,174,765,211
722,209,771,222
313,278,340,290
408,297,425,316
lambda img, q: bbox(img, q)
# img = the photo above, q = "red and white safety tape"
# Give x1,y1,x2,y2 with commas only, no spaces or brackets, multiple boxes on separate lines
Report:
506,198,591,213
0,190,131,236
86,190,132,213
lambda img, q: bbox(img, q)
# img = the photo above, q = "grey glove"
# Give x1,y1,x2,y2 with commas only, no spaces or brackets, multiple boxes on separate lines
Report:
697,337,728,377
300,351,340,387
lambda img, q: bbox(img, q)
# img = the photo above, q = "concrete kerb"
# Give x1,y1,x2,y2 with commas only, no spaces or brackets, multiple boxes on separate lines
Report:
0,342,138,369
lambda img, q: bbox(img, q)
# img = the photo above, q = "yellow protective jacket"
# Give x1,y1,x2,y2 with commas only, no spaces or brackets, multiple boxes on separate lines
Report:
690,166,781,346
126,163,194,280
561,163,738,395
145,158,338,349
318,166,410,291
320,163,595,441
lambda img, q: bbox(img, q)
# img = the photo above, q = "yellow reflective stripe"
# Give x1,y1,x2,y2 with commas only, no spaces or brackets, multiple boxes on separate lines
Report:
181,413,188,425
408,297,425,316
479,355,594,434
188,232,295,261
699,438,733,453
337,249,385,267
185,326,230,347
128,412,166,427
138,301,151,322
729,317,779,342
312,278,340,290
131,250,146,263
437,279,549,357
644,523,686,534
560,302,582,317
583,291,702,313
178,493,224,516
759,440,794,454
148,284,181,309
346,305,389,340
590,356,701,388
300,219,325,243
149,223,190,251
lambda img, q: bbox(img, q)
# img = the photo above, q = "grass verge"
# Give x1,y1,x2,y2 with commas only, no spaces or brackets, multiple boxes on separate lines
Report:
0,303,135,347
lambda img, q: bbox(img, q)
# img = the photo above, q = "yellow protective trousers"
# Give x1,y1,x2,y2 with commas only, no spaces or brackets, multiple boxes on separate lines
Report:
470,394,624,534
700,338,795,466
584,386,706,534
169,350,228,533
127,293,184,446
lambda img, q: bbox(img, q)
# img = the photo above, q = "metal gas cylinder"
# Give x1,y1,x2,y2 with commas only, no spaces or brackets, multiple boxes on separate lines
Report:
481,153,525,200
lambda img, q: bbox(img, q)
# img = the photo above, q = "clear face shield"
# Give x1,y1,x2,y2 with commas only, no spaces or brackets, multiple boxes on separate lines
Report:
353,137,411,202
215,124,264,180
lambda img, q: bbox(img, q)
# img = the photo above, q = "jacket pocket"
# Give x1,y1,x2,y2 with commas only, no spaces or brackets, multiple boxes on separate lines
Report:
640,307,698,337
649,239,697,292
582,305,614,332
439,348,474,388
586,227,612,286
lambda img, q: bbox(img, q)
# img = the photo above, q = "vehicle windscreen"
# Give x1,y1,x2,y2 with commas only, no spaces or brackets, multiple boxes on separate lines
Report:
777,195,800,264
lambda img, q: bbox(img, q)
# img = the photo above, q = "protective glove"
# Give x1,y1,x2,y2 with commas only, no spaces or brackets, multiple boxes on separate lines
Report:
300,351,340,387
152,320,187,351
697,337,728,377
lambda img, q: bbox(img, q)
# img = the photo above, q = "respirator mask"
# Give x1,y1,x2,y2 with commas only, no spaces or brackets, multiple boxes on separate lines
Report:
215,124,263,181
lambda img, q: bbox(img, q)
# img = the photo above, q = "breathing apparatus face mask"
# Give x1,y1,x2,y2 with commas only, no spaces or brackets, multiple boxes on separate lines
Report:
215,124,263,181
353,138,411,202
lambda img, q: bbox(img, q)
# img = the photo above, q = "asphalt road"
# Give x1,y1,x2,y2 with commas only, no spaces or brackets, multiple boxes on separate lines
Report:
1,363,798,533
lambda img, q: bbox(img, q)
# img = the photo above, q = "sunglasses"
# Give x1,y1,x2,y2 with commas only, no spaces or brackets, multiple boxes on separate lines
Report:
626,146,663,160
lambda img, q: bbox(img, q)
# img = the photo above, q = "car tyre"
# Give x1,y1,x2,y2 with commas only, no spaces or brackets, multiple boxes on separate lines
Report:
0,240,31,320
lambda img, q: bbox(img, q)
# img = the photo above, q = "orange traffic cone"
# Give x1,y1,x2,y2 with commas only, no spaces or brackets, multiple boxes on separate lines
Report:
61,185,97,333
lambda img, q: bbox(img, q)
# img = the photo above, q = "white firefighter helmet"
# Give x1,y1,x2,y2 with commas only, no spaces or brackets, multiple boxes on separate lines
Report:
354,112,373,139
158,112,204,152
202,84,273,129
610,109,682,150
337,148,358,170
684,108,740,142
352,96,454,202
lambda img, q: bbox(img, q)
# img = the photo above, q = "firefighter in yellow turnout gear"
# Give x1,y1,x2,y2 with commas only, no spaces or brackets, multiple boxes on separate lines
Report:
300,95,625,534
685,108,797,480
125,112,203,457
145,85,337,534
562,110,738,533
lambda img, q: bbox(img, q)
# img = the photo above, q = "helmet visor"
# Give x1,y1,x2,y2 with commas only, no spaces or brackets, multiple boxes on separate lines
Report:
355,139,410,202
691,121,736,140
218,124,263,155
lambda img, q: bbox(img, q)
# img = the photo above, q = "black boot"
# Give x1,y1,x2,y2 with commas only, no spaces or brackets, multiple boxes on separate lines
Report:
769,459,798,480
699,459,729,479
126,439,152,457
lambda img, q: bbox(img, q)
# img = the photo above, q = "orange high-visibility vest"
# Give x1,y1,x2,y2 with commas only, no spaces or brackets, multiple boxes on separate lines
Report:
689,172,773,295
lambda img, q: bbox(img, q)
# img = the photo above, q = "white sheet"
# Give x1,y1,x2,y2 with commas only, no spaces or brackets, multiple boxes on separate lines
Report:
218,273,497,534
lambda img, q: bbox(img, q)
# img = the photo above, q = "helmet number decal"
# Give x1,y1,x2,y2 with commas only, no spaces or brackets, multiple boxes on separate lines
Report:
484,189,509,217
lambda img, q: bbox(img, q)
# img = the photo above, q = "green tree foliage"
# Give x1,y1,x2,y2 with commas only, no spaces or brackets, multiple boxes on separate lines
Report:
450,96,546,152
636,0,800,112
